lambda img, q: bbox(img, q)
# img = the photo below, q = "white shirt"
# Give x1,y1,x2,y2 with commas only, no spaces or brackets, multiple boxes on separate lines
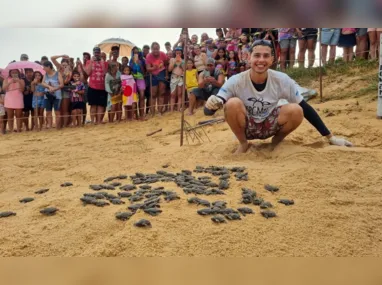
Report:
217,69,304,123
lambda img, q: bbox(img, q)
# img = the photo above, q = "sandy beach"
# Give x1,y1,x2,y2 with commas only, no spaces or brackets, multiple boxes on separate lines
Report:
1,65,382,257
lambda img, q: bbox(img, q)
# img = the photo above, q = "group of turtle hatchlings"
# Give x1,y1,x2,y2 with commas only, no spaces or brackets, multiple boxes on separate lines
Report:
0,166,294,227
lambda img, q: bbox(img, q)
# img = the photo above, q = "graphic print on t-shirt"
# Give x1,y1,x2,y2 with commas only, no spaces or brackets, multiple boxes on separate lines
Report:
246,97,272,118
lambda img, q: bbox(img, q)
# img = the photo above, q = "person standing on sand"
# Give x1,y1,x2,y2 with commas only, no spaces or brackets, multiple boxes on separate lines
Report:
204,39,353,154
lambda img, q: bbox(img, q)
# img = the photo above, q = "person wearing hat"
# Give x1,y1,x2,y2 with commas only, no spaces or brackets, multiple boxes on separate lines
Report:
82,46,109,124
187,58,225,115
204,40,353,154
20,54,29,61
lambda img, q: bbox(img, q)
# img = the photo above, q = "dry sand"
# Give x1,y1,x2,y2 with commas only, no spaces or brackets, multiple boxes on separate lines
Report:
1,69,382,257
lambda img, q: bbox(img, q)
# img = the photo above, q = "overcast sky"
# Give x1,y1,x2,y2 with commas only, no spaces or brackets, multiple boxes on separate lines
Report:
0,28,217,67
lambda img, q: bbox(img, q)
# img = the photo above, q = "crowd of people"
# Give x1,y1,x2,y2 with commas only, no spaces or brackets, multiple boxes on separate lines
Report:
0,28,379,134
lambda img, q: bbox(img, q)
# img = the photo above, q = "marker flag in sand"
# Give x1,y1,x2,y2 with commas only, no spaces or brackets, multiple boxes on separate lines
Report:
121,76,138,106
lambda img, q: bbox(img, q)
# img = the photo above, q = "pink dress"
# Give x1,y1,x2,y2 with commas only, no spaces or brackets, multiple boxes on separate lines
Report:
4,78,24,109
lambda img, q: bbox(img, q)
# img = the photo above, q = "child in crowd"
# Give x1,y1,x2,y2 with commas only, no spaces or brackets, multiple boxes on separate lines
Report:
121,66,138,121
185,59,198,115
70,71,85,127
105,61,122,123
0,86,5,134
238,62,246,73
227,51,239,78
31,71,45,131
168,47,185,112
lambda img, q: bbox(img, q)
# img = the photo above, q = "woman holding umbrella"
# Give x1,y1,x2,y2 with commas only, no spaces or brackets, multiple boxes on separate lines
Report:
2,69,25,132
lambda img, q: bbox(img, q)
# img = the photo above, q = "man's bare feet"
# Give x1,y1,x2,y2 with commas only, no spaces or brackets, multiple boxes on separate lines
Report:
234,142,250,154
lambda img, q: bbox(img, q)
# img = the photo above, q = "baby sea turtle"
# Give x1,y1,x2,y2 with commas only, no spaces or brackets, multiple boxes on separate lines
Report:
260,201,273,209
219,180,229,190
207,182,219,188
94,200,110,207
0,211,16,218
129,195,144,202
219,174,230,180
224,213,241,220
100,184,115,190
204,189,224,195
135,173,146,178
231,167,246,172
261,210,277,219
103,193,118,200
110,182,122,187
104,176,117,182
278,199,294,206
237,207,254,216
40,207,58,216
197,199,211,207
212,201,227,209
89,185,103,191
197,208,215,216
164,193,180,202
60,182,73,187
109,198,125,205
80,197,96,205
235,172,248,180
162,164,170,168
242,188,257,197
84,193,106,199
134,219,152,228
128,204,144,212
19,197,34,203
217,208,238,215
139,185,152,190
211,215,226,224
188,197,201,204
120,185,137,191
118,192,133,198
253,197,264,206
35,188,49,194
117,175,128,180
264,184,279,193
143,208,162,216
115,212,134,221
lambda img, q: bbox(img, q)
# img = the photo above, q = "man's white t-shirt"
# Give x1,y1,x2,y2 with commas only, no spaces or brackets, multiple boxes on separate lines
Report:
217,69,304,123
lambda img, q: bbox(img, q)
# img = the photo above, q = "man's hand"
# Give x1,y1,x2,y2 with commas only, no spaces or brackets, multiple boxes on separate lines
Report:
205,95,223,110
329,136,353,147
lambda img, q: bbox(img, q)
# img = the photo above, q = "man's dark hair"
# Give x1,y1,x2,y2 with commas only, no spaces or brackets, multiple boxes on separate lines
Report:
165,42,171,46
143,45,150,49
151,42,160,48
43,61,54,69
249,39,275,56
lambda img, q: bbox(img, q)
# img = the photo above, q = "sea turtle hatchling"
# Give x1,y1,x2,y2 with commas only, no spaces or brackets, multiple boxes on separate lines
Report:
237,207,254,216
219,180,229,190
253,197,264,206
231,167,246,172
19,197,35,203
35,189,49,194
188,197,201,204
84,192,106,199
120,185,137,191
94,200,110,207
104,176,117,182
143,208,162,216
164,193,180,202
139,185,152,190
197,208,215,216
118,192,133,198
109,198,125,205
219,174,231,180
129,195,144,203
89,185,103,191
278,199,294,206
134,219,152,228
60,182,73,187
211,215,226,224
264,184,280,193
261,210,277,219
80,197,97,205
115,212,134,221
260,201,273,209
0,211,16,218
110,182,122,187
212,201,227,209
40,207,58,216
117,175,128,180
224,213,242,220
197,199,211,207
128,204,144,212
100,184,115,190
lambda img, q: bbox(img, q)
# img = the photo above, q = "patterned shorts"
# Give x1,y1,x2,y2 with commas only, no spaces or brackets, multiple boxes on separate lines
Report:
245,106,282,140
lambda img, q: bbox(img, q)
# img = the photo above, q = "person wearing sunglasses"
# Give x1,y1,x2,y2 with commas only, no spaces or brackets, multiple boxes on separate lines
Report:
204,39,353,154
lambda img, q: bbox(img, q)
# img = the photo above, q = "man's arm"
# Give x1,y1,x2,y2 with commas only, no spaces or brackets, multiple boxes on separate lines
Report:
197,72,206,88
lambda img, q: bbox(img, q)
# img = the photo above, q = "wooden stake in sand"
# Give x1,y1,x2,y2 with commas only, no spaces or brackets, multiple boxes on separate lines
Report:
319,28,323,103
146,128,162,136
150,74,154,117
180,34,188,146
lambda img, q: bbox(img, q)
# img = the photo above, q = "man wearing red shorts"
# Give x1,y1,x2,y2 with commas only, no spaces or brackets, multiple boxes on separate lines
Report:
205,40,353,154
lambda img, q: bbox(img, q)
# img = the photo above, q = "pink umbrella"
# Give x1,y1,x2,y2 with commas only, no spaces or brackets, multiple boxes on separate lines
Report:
1,61,45,78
